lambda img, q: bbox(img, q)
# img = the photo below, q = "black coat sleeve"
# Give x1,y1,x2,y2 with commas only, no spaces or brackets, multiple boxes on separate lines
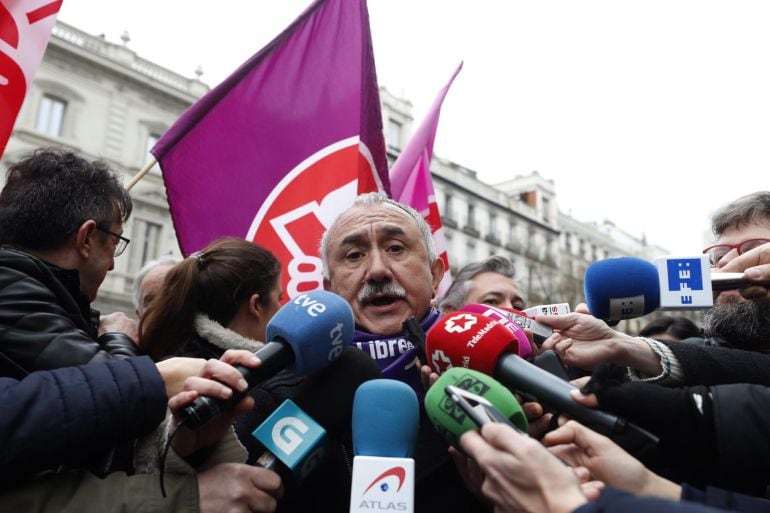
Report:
0,264,136,376
0,356,167,482
662,341,770,387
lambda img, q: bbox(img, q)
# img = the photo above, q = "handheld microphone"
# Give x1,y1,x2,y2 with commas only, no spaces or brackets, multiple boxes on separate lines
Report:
349,380,418,513
179,291,354,429
584,257,661,321
424,367,528,447
585,256,770,321
426,312,659,444
523,303,571,317
457,304,532,357
249,347,382,482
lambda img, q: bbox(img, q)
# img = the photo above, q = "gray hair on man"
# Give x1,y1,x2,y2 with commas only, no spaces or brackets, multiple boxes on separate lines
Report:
711,191,770,237
439,255,520,312
319,192,438,279
131,255,180,311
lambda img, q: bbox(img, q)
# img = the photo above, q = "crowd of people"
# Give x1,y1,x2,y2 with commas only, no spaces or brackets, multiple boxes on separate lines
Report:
0,147,769,513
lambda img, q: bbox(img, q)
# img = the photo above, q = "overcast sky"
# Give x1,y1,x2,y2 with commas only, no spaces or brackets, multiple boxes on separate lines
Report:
57,1,770,255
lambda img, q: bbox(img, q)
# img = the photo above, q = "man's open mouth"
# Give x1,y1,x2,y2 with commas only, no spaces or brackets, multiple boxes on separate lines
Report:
368,295,400,307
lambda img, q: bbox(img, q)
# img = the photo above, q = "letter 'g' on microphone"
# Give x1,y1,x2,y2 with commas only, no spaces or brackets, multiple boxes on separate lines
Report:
584,257,660,321
252,400,327,483
349,380,418,513
424,367,528,447
179,290,354,429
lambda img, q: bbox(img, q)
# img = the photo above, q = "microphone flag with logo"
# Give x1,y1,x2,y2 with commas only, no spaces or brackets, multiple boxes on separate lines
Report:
152,0,389,301
349,379,418,513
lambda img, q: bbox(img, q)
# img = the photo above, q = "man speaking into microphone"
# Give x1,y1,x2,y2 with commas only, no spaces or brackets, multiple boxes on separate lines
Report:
320,192,485,512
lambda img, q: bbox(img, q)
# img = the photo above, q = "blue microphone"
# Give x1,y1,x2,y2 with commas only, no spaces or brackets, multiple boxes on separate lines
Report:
350,380,419,513
584,257,660,322
179,290,354,429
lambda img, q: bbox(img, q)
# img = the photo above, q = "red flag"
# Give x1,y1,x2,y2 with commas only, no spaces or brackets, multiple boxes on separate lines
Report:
389,63,462,296
0,0,62,157
153,0,389,300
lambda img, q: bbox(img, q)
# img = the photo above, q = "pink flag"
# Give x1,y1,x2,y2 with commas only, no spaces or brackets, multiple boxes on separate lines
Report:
389,63,462,296
153,0,389,300
0,0,62,157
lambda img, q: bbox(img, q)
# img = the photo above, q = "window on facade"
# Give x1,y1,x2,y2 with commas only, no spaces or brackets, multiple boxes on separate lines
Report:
128,219,162,274
145,133,161,172
467,204,476,228
542,196,551,223
489,214,498,239
387,119,402,149
444,193,454,220
36,95,66,137
466,242,476,262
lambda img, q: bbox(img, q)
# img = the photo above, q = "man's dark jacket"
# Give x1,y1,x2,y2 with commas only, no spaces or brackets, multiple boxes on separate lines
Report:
0,247,136,379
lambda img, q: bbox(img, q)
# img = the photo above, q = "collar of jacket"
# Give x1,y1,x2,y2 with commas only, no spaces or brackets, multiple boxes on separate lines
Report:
194,314,265,353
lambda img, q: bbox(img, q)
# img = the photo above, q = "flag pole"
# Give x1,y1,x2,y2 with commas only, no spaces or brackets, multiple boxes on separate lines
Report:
125,158,157,191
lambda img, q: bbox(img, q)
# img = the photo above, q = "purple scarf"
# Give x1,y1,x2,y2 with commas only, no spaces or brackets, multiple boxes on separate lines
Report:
353,308,440,399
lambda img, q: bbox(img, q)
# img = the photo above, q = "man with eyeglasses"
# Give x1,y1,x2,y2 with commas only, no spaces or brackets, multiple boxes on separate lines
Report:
699,191,770,351
0,148,139,379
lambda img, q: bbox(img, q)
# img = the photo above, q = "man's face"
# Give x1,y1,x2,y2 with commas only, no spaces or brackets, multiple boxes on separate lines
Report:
137,264,173,318
704,218,770,350
713,220,770,305
324,203,443,335
464,272,526,311
80,221,120,302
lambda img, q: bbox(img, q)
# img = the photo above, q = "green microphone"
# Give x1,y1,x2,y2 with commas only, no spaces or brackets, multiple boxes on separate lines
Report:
424,367,528,447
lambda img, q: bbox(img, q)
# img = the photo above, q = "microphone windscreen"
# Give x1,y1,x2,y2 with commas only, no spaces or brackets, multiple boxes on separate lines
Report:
426,312,516,375
584,257,660,321
459,304,531,357
293,347,382,437
424,367,528,447
352,379,419,458
265,290,354,374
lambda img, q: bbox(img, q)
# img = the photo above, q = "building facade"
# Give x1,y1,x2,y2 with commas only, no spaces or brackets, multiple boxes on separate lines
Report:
3,22,669,334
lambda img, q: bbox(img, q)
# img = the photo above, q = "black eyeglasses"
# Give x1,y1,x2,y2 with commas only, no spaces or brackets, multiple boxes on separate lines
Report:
96,226,130,257
702,238,770,266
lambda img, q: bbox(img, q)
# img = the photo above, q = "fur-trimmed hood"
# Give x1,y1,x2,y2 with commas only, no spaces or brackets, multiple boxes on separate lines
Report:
193,314,265,353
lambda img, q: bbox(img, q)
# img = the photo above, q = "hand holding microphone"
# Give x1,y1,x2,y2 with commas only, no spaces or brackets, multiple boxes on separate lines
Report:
718,241,770,301
168,349,261,459
178,291,354,429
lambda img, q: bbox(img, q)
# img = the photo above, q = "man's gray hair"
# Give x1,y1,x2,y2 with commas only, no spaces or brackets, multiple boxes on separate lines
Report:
438,255,519,312
132,255,180,310
711,191,770,237
320,192,438,279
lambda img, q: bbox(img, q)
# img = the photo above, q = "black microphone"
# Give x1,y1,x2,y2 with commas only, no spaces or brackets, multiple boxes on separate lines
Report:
179,291,354,429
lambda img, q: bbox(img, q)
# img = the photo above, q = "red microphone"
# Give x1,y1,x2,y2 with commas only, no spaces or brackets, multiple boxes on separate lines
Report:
425,311,518,375
458,304,533,358
425,311,659,443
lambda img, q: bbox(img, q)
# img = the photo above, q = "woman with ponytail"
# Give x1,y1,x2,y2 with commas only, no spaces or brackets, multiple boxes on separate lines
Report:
140,237,283,361
138,237,301,465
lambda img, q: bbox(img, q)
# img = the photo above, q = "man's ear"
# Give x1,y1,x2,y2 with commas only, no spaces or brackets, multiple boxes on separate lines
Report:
74,220,98,259
430,257,446,298
323,277,331,291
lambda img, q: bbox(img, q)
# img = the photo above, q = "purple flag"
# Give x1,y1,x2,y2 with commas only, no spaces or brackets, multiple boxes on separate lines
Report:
389,63,462,296
153,0,389,299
